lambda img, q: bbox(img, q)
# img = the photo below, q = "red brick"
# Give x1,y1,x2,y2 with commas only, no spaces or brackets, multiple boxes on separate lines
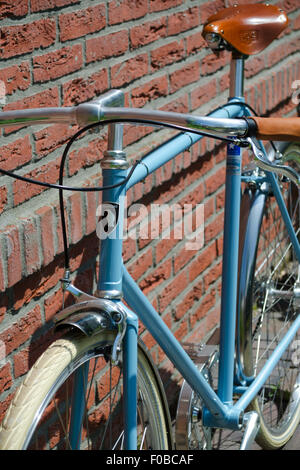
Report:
127,247,153,280
170,61,200,94
59,4,106,42
188,242,217,282
174,241,197,273
205,166,225,195
180,182,205,207
22,218,40,275
84,183,98,236
0,299,7,323
186,31,206,55
139,258,172,294
62,69,109,106
35,206,55,266
149,0,183,12
111,54,148,87
168,7,199,35
30,0,79,11
13,346,31,379
53,204,66,256
151,41,185,70
123,237,136,263
217,235,223,257
130,18,167,49
3,225,22,287
69,192,82,244
123,124,153,149
0,19,56,59
159,270,188,312
0,186,7,215
219,71,230,93
13,158,61,205
13,263,64,311
33,44,83,83
34,124,74,159
277,0,300,13
0,364,12,392
201,51,230,75
0,305,42,355
0,0,28,19
203,261,222,291
0,301,8,324
200,0,226,23
0,135,32,171
292,13,300,30
191,290,216,329
244,55,265,78
175,279,202,320
4,88,59,113
108,0,147,25
44,289,63,322
86,30,128,63
191,79,217,110
68,136,106,176
0,393,14,424
205,212,224,243
160,94,189,114
155,236,178,264
0,62,30,96
131,76,168,107
174,320,188,341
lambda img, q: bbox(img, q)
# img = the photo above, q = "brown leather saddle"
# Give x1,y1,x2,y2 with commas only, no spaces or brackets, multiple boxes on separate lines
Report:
202,3,288,56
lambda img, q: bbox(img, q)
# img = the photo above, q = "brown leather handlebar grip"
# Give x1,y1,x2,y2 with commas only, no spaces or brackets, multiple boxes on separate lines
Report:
248,117,300,142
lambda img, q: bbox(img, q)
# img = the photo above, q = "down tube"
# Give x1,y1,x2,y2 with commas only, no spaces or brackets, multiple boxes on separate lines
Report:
122,266,238,426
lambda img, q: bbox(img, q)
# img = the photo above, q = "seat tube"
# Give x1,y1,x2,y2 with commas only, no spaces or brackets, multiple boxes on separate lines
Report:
218,142,242,404
218,53,244,404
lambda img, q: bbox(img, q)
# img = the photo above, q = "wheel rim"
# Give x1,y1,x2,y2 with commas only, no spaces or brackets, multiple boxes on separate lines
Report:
25,339,164,450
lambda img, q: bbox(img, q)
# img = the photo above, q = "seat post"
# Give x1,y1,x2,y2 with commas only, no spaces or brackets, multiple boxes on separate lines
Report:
229,53,245,100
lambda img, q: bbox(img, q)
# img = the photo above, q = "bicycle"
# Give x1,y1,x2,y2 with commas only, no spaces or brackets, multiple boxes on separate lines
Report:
0,3,300,450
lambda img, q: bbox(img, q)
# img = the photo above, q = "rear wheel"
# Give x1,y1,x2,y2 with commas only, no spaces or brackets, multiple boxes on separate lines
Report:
238,154,300,449
0,330,170,450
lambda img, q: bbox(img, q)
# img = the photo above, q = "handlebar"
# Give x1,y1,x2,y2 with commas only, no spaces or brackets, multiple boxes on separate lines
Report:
0,101,300,187
0,101,249,138
1,101,300,143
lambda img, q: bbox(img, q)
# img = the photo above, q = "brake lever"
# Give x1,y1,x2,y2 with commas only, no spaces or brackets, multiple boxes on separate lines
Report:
244,137,300,187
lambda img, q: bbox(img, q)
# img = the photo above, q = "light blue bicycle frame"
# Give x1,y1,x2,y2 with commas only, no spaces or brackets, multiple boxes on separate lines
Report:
86,60,300,448
0,52,299,449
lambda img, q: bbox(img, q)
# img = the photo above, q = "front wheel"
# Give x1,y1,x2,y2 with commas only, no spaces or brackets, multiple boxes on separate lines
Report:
0,330,171,450
238,167,300,449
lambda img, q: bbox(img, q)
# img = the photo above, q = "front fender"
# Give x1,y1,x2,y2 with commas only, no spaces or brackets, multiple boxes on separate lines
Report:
54,298,122,336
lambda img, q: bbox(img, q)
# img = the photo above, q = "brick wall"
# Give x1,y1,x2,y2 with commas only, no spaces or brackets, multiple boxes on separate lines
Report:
0,0,300,419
